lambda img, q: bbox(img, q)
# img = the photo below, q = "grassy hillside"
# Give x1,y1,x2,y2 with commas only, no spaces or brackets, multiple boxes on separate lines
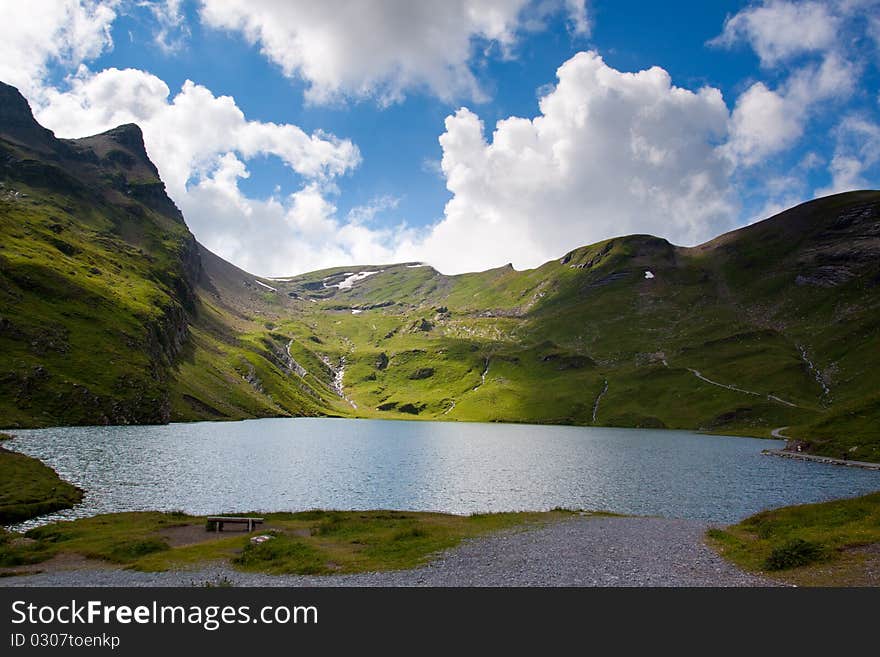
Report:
0,81,339,427
1,80,878,461
0,433,82,524
254,193,879,460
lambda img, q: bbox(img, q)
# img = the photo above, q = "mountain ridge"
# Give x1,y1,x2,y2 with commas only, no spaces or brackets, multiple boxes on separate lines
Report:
1,80,878,461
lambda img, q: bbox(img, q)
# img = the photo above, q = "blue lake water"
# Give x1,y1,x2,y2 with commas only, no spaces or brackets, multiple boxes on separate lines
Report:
5,417,879,528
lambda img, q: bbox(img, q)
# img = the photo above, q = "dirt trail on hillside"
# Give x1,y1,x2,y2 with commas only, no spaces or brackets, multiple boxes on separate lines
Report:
685,368,799,408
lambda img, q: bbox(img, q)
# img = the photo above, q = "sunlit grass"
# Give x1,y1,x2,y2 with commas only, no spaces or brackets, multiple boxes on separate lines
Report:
707,492,880,586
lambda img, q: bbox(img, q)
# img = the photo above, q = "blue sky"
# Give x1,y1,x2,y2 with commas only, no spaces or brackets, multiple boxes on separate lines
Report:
2,1,878,275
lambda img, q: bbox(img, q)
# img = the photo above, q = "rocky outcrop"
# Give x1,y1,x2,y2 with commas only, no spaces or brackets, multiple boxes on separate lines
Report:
0,82,56,151
409,367,435,380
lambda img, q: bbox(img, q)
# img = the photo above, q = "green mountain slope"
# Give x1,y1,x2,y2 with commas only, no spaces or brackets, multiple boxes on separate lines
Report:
262,195,879,461
0,82,342,426
1,81,878,461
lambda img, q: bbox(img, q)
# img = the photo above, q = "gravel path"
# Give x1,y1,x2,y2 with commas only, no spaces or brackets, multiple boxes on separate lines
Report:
0,516,780,587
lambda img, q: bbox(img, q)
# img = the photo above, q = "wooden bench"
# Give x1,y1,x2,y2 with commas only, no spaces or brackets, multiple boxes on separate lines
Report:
206,516,264,533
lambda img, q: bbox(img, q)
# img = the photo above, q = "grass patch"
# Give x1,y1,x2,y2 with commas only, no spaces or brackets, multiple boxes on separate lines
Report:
17,512,192,566
0,527,55,567
105,538,170,563
707,491,880,586
1,509,578,575
233,532,329,575
0,445,83,524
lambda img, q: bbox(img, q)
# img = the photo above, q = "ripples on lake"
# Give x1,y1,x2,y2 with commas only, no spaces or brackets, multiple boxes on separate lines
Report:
6,417,879,529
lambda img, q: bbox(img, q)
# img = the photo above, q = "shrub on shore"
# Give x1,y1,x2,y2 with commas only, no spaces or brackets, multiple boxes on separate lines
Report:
764,538,826,571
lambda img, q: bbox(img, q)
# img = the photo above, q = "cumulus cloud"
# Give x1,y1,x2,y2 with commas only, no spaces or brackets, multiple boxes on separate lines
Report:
723,53,857,165
404,52,736,273
711,1,876,168
33,67,374,275
0,0,117,96
26,48,744,276
197,0,586,104
724,83,798,167
8,1,874,279
181,173,407,275
37,67,360,180
710,0,839,67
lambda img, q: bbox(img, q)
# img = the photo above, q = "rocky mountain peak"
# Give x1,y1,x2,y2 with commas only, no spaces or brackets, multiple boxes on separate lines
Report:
0,81,56,151
102,123,150,158
78,123,160,178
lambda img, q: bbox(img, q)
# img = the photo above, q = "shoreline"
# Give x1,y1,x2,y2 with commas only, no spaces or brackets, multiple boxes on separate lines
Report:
8,415,878,468
1,413,786,440
1,514,777,588
762,449,880,471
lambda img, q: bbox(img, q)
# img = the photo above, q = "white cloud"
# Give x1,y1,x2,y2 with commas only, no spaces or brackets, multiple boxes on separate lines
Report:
799,151,823,170
784,52,859,105
402,52,736,273
37,67,360,181
141,0,190,53
32,67,373,275
712,1,880,170
746,173,813,223
346,195,400,225
31,52,744,276
197,0,576,104
710,1,839,67
870,14,880,54
816,115,880,195
564,0,591,36
723,53,857,165
0,0,117,97
0,1,403,276
181,174,407,275
8,1,873,280
724,83,799,166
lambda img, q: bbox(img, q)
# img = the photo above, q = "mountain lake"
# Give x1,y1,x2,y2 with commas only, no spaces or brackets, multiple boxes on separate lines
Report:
5,417,879,529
